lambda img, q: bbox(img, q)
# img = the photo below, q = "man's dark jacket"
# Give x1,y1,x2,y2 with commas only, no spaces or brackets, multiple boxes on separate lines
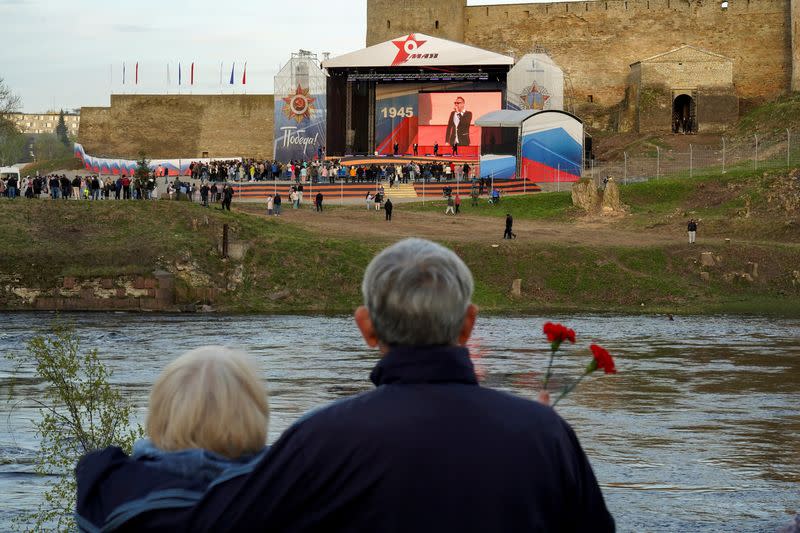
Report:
76,345,614,532
445,110,473,147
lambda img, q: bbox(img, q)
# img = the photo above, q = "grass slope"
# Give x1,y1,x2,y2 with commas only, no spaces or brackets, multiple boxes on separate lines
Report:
1,160,798,316
21,157,84,176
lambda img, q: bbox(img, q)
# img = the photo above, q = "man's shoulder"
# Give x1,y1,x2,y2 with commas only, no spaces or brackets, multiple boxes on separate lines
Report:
292,383,566,439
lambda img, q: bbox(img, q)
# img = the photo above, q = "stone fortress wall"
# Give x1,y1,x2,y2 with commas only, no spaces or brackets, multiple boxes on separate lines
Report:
79,94,274,160
79,1,799,159
369,0,796,111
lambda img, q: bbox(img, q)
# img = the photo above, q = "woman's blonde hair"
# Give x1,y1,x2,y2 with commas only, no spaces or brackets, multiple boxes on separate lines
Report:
146,346,269,459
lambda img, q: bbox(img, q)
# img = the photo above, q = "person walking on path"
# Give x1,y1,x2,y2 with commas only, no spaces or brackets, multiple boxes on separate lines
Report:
384,198,393,221
445,195,455,215
504,213,515,239
470,185,479,207
267,194,274,216
315,192,324,212
273,192,282,216
221,184,234,211
455,193,461,214
200,183,210,207
687,219,697,244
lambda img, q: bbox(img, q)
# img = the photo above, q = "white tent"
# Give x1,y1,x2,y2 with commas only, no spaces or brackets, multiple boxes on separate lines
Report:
322,33,514,69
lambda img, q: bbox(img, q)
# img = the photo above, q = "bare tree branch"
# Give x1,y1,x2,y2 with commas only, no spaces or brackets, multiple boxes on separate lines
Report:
0,76,22,114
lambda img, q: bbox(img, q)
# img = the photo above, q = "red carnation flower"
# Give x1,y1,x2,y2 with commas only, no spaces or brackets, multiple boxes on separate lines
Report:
543,322,576,345
589,344,616,374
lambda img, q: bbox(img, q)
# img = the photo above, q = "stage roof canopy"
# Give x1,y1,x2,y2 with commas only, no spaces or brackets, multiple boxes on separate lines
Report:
322,33,514,69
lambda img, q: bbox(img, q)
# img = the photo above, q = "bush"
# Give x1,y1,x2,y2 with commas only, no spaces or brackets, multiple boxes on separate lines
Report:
6,323,143,532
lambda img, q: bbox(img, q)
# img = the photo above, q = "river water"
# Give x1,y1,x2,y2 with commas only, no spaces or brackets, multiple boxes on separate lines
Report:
0,313,798,531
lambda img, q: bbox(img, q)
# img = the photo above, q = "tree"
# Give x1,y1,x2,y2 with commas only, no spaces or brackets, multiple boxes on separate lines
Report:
0,76,21,114
55,110,69,147
0,119,25,165
0,77,24,165
134,152,152,196
33,133,71,161
6,323,143,532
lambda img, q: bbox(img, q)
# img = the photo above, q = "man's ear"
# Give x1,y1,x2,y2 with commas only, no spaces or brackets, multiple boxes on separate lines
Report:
457,304,478,345
354,306,380,348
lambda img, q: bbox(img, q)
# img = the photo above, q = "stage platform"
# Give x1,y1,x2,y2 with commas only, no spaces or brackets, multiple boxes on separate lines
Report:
230,179,540,201
328,154,480,166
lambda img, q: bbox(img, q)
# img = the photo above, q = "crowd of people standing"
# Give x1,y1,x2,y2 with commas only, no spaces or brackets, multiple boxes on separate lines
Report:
0,174,159,200
1,151,481,202
1,154,484,209
185,158,474,185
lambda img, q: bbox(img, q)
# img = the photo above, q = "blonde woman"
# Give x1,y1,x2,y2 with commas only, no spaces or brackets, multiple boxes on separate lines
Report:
76,346,269,529
140,346,268,461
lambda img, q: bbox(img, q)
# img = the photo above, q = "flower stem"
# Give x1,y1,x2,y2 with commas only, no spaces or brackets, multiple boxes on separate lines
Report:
542,348,557,391
552,372,588,407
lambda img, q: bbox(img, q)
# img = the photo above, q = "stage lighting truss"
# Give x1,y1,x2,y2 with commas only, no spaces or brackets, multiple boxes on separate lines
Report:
345,72,490,82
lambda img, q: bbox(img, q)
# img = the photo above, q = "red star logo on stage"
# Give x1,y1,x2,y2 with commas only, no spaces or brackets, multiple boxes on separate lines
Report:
282,85,317,123
391,34,427,66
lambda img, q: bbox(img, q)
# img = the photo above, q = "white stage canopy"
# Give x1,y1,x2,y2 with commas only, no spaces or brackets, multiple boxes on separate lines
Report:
322,33,514,69
475,110,538,128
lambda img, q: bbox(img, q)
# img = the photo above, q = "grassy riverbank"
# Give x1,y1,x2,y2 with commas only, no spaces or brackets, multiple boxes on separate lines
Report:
1,165,798,315
20,156,84,176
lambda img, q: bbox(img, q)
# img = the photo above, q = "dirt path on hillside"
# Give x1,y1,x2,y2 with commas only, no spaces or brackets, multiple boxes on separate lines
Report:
246,206,679,246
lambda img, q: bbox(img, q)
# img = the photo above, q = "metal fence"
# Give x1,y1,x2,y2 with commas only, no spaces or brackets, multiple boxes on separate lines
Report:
584,130,800,187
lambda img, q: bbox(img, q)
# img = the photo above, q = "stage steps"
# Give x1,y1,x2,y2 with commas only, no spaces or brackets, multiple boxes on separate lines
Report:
383,183,418,199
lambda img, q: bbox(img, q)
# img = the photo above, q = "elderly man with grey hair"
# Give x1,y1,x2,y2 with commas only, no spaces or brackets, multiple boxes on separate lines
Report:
115,238,614,531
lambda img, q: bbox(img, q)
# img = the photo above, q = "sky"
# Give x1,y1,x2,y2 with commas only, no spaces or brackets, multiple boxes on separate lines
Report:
1,0,577,113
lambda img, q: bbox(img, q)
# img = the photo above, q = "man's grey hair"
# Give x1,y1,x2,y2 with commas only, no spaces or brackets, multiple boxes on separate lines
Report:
361,238,474,346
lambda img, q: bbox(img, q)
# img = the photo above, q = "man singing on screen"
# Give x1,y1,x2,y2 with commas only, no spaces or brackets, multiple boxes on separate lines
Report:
446,96,473,147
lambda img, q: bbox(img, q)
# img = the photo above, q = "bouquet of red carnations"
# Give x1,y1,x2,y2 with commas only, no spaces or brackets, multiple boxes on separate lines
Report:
540,322,617,406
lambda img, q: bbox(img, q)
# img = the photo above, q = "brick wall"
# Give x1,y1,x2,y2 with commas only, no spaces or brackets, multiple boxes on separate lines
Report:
632,46,737,133
639,47,733,89
78,94,274,159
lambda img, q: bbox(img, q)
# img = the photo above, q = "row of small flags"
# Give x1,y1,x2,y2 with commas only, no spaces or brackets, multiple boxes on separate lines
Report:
120,62,247,85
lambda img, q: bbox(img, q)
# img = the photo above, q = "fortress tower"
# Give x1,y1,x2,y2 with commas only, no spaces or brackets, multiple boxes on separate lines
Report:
366,0,466,46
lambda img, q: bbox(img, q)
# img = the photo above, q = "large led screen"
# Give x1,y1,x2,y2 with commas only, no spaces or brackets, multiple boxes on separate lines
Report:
375,89,502,156
417,92,502,153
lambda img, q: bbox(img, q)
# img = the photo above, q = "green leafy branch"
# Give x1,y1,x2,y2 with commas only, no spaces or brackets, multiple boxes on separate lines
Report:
6,322,143,532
